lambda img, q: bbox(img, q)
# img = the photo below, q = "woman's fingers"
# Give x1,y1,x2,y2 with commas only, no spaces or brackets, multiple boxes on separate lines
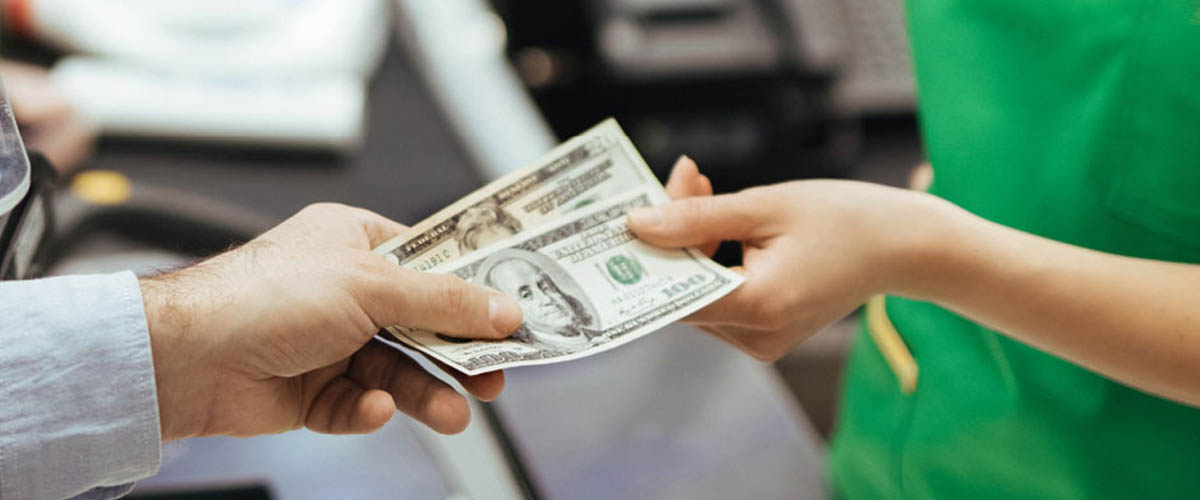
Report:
665,156,706,199
697,238,721,260
691,323,753,353
688,320,799,363
628,191,774,248
661,156,720,256
693,170,714,198
680,265,776,327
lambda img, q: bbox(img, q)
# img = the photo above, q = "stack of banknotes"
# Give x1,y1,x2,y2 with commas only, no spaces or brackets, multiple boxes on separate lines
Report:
373,119,744,375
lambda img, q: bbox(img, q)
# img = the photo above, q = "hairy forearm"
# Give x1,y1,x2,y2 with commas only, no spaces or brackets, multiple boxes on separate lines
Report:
141,273,214,442
901,207,1200,406
140,257,243,442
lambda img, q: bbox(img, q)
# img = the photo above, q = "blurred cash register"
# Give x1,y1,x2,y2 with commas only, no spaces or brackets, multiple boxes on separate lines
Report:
493,0,915,191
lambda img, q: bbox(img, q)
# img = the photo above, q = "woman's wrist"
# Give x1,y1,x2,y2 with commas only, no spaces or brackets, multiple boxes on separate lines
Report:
874,192,985,303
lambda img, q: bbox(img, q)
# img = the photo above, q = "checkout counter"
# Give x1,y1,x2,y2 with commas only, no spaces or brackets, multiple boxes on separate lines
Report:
33,1,830,498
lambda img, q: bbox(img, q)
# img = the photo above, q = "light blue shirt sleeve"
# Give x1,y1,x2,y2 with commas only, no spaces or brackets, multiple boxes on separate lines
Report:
0,271,162,500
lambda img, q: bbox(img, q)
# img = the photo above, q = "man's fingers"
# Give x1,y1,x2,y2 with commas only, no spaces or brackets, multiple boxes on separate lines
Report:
355,342,504,403
339,207,519,342
305,377,396,435
357,263,523,339
627,191,773,248
425,354,506,402
288,203,410,250
351,208,412,249
350,342,473,434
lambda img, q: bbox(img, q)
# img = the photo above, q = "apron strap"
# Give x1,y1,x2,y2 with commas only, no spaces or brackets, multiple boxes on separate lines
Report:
866,295,919,394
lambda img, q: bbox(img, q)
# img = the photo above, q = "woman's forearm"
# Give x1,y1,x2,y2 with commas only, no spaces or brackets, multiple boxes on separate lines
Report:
904,206,1200,406
630,168,1200,402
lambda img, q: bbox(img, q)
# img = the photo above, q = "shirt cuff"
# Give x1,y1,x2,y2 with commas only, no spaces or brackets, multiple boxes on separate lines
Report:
0,271,162,500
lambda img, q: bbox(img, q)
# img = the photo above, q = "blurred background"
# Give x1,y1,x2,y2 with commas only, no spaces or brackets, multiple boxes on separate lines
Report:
1,0,923,498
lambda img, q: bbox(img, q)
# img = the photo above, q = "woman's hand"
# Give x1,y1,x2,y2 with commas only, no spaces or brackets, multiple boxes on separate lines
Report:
628,158,958,361
635,158,1200,407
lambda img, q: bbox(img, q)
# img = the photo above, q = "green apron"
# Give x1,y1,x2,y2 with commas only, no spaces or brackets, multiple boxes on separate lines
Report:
829,1,1200,498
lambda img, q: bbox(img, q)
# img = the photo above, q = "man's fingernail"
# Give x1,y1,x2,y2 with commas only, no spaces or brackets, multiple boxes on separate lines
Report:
627,207,663,229
489,294,522,334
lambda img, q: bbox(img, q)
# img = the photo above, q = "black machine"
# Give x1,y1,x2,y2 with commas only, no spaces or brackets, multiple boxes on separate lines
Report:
0,92,55,281
494,0,841,192
0,89,272,283
491,0,915,192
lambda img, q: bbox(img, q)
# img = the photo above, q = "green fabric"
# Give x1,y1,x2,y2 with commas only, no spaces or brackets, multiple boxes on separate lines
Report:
830,1,1200,498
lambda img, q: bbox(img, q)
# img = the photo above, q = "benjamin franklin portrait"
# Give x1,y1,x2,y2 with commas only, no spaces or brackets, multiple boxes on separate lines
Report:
473,248,601,351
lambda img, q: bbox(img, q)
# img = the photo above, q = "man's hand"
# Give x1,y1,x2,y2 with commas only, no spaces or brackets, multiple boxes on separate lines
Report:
141,203,524,441
627,157,954,361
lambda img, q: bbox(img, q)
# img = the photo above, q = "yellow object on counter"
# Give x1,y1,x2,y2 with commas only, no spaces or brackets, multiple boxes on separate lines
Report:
72,170,132,206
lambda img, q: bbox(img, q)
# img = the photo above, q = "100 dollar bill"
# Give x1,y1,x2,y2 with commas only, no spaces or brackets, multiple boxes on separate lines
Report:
374,119,660,271
385,187,744,375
